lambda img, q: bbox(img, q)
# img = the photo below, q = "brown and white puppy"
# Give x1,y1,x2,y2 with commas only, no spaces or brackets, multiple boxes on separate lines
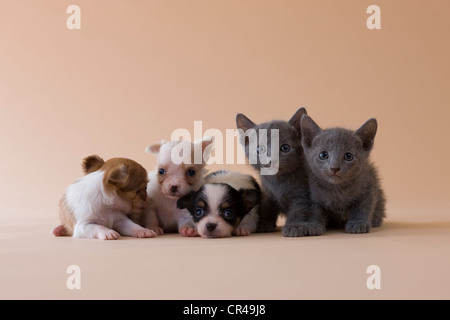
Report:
142,137,214,236
52,155,156,240
177,170,262,238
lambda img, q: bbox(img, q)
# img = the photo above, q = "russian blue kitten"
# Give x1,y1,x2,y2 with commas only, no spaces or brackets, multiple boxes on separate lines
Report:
236,108,322,237
300,115,386,233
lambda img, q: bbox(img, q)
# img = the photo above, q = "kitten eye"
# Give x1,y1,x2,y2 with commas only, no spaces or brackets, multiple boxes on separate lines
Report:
194,208,204,218
256,145,266,154
158,168,166,175
186,169,196,176
344,153,353,161
319,151,329,160
224,209,234,219
280,144,290,153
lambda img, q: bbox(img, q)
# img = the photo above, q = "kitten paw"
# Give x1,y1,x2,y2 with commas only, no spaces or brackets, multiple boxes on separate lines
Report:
98,229,120,240
304,223,325,236
178,226,199,237
282,223,325,237
134,228,157,238
345,221,371,234
234,226,251,236
371,217,383,228
282,224,306,237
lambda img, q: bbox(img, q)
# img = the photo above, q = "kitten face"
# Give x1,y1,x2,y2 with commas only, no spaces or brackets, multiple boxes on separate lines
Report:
303,129,367,184
301,116,377,185
236,108,307,175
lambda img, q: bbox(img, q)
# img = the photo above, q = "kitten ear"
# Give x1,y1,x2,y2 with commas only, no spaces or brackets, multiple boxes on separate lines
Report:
236,113,256,132
355,118,377,151
239,189,261,213
108,164,129,186
288,107,308,132
301,115,322,147
177,191,195,212
145,140,167,155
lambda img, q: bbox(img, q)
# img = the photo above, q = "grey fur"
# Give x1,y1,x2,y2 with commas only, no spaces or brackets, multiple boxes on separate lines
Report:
300,115,386,233
236,108,321,236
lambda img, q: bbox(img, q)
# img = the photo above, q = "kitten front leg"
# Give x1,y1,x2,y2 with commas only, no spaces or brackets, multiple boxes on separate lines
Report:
282,201,326,237
114,215,157,238
255,193,279,233
345,195,376,234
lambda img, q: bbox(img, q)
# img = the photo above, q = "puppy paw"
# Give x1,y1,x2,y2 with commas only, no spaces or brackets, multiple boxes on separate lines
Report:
345,221,371,234
134,228,157,238
98,229,120,240
51,225,67,237
234,226,251,236
148,226,164,236
178,226,199,237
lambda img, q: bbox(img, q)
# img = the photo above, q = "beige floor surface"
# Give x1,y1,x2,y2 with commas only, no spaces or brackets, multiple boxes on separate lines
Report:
1,204,449,300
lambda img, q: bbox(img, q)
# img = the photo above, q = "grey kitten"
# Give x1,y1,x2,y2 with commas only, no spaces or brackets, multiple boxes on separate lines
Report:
300,115,386,233
236,108,323,237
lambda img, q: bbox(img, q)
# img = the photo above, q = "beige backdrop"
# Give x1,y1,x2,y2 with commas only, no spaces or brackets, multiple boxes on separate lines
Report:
0,1,449,300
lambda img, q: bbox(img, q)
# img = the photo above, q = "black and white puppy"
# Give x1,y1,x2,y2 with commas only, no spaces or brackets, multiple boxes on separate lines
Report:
177,170,261,238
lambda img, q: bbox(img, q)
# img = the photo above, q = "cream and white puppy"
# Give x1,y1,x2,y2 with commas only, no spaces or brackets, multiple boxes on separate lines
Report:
142,137,214,236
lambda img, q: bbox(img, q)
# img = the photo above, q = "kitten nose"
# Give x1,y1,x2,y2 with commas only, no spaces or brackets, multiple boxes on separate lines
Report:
170,185,179,193
330,167,340,173
206,223,216,232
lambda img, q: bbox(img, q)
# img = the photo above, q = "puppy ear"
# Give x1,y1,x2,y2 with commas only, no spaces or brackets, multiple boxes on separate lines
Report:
355,118,378,151
82,155,105,174
301,115,322,148
288,107,307,132
177,191,195,212
200,136,215,161
236,113,256,132
239,189,261,213
145,140,167,154
107,164,129,186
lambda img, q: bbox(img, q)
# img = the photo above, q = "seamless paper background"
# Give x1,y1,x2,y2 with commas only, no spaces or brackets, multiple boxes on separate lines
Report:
0,0,449,300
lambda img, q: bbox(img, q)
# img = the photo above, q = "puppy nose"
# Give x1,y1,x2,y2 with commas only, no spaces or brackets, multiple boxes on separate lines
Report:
170,185,179,193
206,223,216,232
330,167,340,173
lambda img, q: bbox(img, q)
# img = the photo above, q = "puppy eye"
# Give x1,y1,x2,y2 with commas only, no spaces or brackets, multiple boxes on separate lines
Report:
186,169,196,176
158,168,166,175
224,209,234,219
256,145,266,154
195,208,204,218
280,144,290,153
344,153,353,161
319,151,329,160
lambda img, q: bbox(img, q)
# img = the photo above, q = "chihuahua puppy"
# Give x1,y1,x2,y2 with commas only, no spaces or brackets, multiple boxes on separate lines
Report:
177,170,261,238
52,155,156,240
143,137,214,236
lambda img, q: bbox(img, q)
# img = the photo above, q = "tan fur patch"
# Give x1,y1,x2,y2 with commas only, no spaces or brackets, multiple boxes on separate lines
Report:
58,195,76,236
